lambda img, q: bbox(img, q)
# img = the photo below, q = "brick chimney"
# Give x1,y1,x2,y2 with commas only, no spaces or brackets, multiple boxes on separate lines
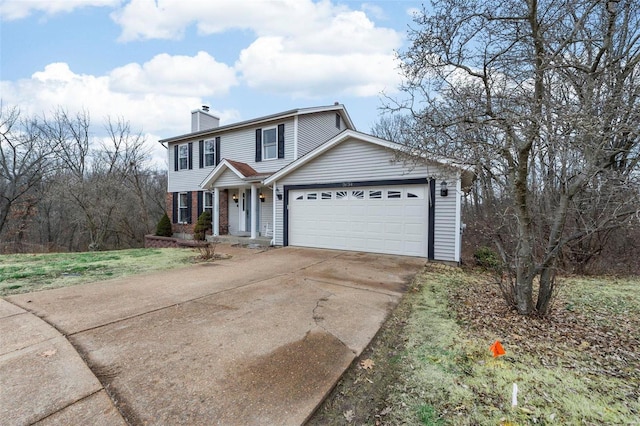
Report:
191,106,220,132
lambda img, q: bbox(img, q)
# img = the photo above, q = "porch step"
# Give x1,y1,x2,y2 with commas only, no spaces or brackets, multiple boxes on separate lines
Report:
207,235,272,247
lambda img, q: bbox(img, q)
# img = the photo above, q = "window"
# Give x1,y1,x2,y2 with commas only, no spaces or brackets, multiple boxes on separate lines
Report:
336,191,348,200
296,195,304,200
369,190,382,199
407,192,419,198
352,190,364,199
335,113,341,129
204,140,215,167
387,190,402,199
204,192,213,216
321,192,332,200
178,145,189,170
178,192,189,223
262,128,277,160
307,193,317,200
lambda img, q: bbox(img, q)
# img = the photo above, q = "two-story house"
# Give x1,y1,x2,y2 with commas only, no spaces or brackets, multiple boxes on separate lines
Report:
160,104,464,262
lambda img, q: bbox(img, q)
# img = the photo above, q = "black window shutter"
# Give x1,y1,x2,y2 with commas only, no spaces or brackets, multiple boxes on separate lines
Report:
198,140,204,168
277,124,285,159
188,142,193,170
197,191,203,217
172,192,178,224
173,145,179,171
255,128,262,162
186,191,193,224
215,137,221,166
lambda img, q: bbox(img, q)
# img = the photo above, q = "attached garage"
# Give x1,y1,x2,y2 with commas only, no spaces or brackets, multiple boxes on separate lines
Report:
265,130,463,262
287,183,430,257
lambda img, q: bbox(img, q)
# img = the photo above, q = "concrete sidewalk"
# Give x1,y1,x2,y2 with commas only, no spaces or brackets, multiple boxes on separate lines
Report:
1,246,424,425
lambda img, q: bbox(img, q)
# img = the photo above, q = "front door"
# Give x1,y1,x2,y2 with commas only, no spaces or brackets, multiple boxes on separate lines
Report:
244,189,251,231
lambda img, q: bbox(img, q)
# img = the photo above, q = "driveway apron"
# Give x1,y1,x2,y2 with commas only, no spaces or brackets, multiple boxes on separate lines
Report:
4,247,425,425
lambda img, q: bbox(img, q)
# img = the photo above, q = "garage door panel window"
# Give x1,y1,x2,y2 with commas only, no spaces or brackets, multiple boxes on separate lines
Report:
387,190,402,199
307,193,317,200
336,191,348,200
369,190,382,199
352,190,364,199
321,191,332,200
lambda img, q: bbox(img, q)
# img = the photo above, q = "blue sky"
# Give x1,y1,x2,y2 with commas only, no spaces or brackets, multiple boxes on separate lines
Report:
1,0,423,165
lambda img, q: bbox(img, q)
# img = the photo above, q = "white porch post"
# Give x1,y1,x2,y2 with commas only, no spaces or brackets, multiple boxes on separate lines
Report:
250,184,258,239
213,188,220,236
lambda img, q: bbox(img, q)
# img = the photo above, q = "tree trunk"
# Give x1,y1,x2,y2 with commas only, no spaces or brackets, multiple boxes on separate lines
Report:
536,265,555,314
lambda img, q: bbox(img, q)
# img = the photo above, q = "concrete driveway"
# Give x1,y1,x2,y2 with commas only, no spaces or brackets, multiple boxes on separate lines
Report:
1,246,425,425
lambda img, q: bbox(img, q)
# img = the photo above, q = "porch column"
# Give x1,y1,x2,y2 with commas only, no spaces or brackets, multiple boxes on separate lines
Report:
250,183,258,239
213,187,220,236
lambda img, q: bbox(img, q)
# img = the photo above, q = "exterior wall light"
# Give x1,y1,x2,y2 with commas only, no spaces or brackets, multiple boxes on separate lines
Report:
232,193,238,203
440,181,448,197
259,193,265,202
275,187,283,201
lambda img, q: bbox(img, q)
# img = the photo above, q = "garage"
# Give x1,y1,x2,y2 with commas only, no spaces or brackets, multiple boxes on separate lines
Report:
288,184,429,257
265,130,462,262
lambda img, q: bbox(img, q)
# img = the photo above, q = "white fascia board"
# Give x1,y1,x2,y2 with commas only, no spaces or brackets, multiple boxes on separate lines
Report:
160,104,356,145
263,130,403,185
199,159,246,188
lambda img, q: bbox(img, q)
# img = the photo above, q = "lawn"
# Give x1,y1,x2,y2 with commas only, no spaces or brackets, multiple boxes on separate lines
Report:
308,265,640,425
0,248,196,296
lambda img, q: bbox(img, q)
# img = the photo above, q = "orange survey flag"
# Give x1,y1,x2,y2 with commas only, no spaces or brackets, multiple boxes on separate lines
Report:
490,340,506,357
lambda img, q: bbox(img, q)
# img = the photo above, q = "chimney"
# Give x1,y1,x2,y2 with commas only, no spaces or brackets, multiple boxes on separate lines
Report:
191,106,219,132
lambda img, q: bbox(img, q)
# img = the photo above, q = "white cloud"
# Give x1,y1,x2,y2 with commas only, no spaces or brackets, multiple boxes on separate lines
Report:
0,0,121,20
109,51,237,97
110,0,402,99
361,3,386,20
236,37,400,98
0,61,239,142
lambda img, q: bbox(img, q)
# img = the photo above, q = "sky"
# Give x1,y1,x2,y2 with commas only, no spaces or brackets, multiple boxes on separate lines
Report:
0,0,423,166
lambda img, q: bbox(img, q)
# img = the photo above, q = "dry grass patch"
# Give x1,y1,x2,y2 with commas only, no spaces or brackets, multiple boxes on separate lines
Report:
308,265,640,425
0,248,196,296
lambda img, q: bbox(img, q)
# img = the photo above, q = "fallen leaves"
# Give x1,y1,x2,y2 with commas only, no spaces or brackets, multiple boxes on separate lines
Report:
343,409,355,422
40,349,57,358
360,358,375,370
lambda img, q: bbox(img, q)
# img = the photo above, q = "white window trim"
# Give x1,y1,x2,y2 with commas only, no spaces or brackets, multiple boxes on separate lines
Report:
262,126,278,161
204,139,216,167
178,192,189,223
178,144,189,170
204,191,214,214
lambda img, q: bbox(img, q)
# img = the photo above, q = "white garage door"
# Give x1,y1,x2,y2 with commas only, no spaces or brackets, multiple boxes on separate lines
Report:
288,185,428,257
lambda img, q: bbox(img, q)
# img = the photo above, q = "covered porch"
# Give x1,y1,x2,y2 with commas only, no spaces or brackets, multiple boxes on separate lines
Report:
201,159,274,241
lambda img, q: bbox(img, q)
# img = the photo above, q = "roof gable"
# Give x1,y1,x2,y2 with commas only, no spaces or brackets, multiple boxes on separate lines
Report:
263,130,401,185
200,159,269,188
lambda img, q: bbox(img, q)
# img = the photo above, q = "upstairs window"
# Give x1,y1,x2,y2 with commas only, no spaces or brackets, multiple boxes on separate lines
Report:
178,144,189,170
256,124,284,162
204,140,216,167
262,128,277,160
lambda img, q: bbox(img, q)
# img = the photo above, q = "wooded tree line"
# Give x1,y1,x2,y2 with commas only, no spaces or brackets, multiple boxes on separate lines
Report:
378,0,640,316
0,104,166,253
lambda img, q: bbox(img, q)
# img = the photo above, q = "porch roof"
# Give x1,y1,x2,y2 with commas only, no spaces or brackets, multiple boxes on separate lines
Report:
200,159,274,189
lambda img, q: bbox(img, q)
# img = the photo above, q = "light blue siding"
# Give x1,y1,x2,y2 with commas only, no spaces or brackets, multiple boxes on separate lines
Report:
297,112,344,157
273,138,460,261
167,119,295,192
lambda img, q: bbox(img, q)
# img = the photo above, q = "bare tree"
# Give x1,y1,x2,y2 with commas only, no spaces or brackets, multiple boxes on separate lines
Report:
390,0,640,316
0,104,58,243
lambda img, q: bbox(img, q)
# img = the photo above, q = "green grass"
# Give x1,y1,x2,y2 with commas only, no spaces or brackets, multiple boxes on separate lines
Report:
387,266,640,425
0,248,197,296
